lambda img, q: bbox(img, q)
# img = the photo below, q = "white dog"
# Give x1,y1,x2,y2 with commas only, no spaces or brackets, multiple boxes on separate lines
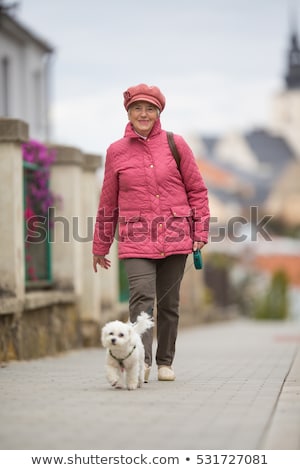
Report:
101,312,154,390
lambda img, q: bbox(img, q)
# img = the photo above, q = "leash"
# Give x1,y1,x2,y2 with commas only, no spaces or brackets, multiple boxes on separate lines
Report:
157,257,195,305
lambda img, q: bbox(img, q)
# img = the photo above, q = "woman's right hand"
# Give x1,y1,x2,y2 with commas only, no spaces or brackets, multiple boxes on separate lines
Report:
93,255,111,272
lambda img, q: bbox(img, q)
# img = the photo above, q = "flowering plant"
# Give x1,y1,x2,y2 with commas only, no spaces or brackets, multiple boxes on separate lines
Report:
22,140,56,217
22,140,57,281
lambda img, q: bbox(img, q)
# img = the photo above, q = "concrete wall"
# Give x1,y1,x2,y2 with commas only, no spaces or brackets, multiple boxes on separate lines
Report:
0,118,120,361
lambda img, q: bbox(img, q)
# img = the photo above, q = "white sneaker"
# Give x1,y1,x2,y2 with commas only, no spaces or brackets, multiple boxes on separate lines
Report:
158,366,175,381
144,364,151,383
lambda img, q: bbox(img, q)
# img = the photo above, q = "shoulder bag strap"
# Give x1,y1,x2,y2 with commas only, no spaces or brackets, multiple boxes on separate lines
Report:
167,131,181,171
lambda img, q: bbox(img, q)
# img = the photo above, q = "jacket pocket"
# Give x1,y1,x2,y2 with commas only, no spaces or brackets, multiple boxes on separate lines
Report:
167,206,193,241
170,206,192,217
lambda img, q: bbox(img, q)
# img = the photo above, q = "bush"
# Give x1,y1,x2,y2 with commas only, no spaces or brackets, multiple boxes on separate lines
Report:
253,270,289,320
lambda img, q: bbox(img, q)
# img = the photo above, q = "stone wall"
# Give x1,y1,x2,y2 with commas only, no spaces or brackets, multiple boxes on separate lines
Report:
0,295,81,362
0,118,119,362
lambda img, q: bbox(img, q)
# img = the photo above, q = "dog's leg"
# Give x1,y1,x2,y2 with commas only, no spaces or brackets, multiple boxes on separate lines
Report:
138,361,144,387
106,365,123,389
126,364,139,390
138,346,146,387
138,364,145,387
114,368,125,389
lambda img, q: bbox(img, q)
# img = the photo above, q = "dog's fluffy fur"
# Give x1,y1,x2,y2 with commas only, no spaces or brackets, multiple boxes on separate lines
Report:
101,312,154,390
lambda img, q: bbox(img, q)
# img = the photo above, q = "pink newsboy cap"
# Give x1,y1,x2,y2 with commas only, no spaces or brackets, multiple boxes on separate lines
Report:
123,83,166,112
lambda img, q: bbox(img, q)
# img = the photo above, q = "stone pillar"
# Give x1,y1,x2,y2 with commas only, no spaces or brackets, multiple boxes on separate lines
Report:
49,145,84,295
81,153,103,344
87,159,120,324
0,118,28,305
100,239,120,323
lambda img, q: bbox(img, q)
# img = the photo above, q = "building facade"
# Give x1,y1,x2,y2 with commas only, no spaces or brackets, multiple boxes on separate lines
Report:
0,4,53,141
270,27,300,157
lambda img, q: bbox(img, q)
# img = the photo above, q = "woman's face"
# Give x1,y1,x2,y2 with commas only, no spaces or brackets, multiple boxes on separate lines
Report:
128,101,159,137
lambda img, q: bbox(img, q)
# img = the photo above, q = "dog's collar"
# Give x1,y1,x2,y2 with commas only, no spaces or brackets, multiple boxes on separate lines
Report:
109,345,136,369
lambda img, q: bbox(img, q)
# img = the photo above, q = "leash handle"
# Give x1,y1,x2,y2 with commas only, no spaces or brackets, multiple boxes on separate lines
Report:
193,249,203,270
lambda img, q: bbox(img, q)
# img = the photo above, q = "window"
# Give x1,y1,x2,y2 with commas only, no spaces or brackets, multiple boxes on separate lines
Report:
0,56,10,116
33,69,42,130
23,162,52,288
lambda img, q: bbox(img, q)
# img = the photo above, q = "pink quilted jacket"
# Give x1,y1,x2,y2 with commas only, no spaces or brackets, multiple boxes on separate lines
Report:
93,119,210,259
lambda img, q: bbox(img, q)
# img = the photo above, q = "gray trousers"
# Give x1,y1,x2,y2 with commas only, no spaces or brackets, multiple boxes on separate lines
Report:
123,255,187,367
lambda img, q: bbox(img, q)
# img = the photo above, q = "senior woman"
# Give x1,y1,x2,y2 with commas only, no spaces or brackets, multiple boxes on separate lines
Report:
93,83,210,382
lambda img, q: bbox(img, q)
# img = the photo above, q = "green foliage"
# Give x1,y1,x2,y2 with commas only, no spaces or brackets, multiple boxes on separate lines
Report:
119,260,129,302
206,252,235,269
267,217,300,239
253,270,289,320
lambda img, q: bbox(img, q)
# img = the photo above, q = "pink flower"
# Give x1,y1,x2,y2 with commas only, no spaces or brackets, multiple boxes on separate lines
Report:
22,140,57,217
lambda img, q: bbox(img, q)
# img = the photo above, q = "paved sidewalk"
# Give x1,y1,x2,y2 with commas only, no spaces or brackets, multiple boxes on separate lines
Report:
0,318,299,450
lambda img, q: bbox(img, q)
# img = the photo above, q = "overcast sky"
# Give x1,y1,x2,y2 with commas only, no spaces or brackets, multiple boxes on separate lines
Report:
17,0,300,155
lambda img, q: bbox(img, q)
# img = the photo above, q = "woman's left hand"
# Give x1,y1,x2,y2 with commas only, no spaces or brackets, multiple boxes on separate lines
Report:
193,241,205,251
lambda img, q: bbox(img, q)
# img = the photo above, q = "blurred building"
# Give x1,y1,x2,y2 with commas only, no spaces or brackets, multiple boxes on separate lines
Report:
266,25,300,225
0,1,53,141
197,24,300,230
271,25,300,156
194,24,300,320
